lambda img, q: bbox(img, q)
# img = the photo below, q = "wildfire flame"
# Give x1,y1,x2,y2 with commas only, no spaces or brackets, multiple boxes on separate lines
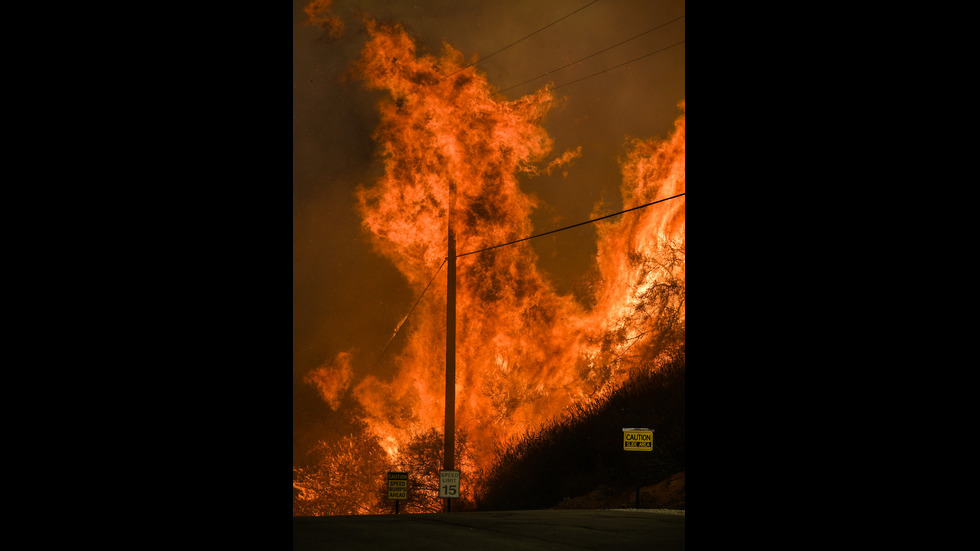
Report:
296,13,684,515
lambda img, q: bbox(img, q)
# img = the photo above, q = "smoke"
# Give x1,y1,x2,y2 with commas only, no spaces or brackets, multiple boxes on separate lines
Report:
303,0,344,38
295,0,685,515
338,18,682,476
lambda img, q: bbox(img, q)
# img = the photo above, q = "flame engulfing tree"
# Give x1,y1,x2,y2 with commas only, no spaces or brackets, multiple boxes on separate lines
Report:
296,11,685,515
293,419,392,516
389,428,474,513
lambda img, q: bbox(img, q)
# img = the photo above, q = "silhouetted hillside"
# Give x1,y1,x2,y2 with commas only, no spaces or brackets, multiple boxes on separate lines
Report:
475,344,685,511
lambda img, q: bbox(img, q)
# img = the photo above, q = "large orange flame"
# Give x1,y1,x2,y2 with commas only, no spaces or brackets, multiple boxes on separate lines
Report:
298,16,684,515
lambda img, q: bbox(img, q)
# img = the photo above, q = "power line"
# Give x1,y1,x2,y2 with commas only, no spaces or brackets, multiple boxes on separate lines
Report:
497,14,685,94
370,192,684,366
554,40,685,90
371,258,447,370
440,0,601,81
369,0,682,359
457,192,685,258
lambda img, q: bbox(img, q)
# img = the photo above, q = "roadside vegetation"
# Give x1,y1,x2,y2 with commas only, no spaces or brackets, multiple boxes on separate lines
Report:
294,238,685,516
474,343,685,511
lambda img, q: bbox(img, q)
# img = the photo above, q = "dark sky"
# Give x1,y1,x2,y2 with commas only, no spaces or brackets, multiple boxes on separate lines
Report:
293,0,685,460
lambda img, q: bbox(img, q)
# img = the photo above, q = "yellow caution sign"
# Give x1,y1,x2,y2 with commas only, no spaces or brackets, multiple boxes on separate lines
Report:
622,428,654,451
387,472,408,500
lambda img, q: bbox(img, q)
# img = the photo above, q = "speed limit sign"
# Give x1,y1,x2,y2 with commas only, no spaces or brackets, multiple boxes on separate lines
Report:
438,470,460,498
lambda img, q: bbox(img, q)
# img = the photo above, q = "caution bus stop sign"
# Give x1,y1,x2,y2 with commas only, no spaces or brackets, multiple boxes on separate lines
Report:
622,428,654,451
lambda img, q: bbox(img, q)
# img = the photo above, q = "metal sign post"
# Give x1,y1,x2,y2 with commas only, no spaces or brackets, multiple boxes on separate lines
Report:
622,428,653,508
438,469,461,508
387,472,408,514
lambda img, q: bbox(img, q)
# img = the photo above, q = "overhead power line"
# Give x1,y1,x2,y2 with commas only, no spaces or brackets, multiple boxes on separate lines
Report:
457,192,685,258
554,40,685,90
370,257,447,370
440,0,601,81
498,14,685,94
371,192,684,366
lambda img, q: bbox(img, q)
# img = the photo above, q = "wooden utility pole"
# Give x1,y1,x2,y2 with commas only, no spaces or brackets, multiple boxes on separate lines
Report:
444,184,456,513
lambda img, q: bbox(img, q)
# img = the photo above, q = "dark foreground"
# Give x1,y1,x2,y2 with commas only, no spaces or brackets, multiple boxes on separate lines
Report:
294,508,685,550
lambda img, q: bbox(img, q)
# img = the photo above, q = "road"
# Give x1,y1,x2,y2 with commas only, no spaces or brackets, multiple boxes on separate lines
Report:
294,509,685,550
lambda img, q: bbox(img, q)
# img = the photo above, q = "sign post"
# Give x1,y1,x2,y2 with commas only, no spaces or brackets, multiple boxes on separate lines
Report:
387,472,408,514
438,469,460,506
622,428,654,508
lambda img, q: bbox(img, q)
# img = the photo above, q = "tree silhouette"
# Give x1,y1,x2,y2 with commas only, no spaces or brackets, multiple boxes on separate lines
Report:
293,419,392,516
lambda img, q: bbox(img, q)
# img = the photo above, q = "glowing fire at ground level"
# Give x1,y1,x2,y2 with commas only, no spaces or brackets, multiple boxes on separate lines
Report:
294,11,684,516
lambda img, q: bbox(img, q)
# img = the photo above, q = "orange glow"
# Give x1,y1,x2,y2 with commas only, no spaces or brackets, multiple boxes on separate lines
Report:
299,17,684,515
304,350,355,411
303,0,344,38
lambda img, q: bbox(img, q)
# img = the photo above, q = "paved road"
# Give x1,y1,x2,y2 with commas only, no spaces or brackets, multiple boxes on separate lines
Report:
294,509,685,550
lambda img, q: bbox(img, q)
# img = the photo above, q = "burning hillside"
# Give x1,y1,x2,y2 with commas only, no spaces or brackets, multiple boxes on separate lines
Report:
294,6,684,516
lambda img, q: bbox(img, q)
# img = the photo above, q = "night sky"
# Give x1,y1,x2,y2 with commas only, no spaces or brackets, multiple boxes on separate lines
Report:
293,0,686,462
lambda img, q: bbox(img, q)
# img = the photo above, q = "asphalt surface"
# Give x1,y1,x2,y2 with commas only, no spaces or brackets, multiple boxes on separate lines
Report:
293,509,685,550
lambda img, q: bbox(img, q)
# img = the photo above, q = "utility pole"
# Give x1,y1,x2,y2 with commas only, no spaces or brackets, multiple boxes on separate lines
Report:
444,183,456,513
